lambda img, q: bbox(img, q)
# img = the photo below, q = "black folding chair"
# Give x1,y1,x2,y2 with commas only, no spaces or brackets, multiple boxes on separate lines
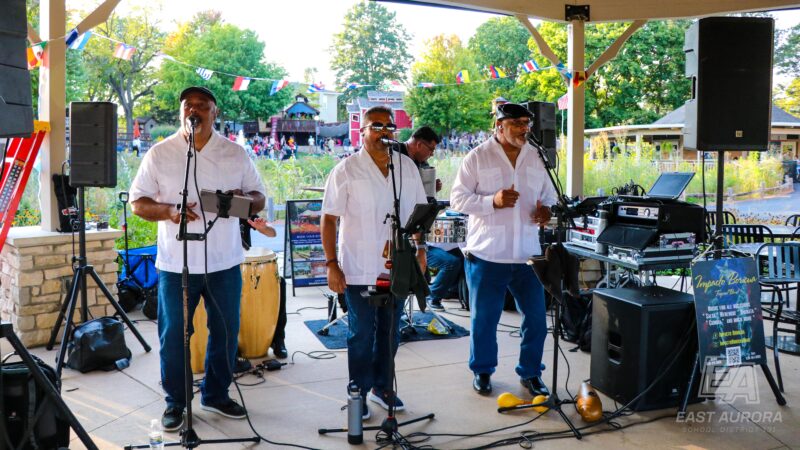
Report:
705,210,737,243
757,242,800,393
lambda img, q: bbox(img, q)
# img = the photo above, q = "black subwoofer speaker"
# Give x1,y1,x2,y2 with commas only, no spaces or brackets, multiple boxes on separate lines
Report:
69,102,117,187
683,17,774,151
591,286,698,411
522,101,557,168
0,0,33,138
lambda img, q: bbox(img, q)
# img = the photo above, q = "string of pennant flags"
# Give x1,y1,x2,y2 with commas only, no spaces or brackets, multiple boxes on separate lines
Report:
26,26,584,99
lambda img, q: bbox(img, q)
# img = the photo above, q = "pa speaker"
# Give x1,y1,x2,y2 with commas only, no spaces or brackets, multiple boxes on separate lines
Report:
0,0,33,138
522,101,557,169
69,102,117,188
683,17,774,151
591,286,699,411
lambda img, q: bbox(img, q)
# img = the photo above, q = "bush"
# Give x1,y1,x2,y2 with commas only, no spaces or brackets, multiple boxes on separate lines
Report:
149,125,178,141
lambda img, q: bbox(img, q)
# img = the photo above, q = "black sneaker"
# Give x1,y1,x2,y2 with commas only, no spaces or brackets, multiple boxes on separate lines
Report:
161,406,184,431
368,388,405,411
427,299,445,311
200,399,246,419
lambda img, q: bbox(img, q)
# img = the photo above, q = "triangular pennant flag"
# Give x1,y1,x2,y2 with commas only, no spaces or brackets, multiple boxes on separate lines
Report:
68,31,92,50
308,82,325,93
456,70,470,84
345,82,361,90
556,62,572,80
64,28,80,47
155,52,175,62
572,71,587,88
418,82,435,88
557,93,569,110
27,44,45,70
196,67,214,80
521,60,540,73
233,76,251,91
113,43,135,60
270,79,289,95
488,65,506,79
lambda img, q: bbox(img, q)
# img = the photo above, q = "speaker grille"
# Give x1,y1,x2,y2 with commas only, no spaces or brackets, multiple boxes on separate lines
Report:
69,102,117,187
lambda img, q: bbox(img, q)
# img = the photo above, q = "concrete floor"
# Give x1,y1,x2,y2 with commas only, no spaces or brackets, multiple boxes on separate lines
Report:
9,277,800,450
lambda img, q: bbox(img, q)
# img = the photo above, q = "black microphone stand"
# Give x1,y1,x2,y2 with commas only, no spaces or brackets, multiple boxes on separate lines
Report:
505,135,581,439
318,140,434,445
126,121,258,449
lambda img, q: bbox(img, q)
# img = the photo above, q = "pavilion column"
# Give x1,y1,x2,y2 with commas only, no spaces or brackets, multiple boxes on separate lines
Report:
567,20,585,197
37,0,67,232
635,133,643,159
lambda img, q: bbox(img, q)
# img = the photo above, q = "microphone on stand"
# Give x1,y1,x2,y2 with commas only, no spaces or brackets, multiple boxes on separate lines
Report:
380,137,400,147
187,115,200,128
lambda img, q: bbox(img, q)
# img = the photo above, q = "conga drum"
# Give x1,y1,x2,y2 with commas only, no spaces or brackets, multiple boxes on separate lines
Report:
190,248,280,373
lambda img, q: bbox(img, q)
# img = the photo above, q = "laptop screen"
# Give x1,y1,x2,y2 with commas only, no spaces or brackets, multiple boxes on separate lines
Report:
647,172,694,199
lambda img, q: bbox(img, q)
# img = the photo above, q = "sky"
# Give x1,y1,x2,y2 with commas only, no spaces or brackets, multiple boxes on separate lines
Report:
69,0,800,88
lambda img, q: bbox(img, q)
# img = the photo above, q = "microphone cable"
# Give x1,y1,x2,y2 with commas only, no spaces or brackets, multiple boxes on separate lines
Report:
188,139,321,450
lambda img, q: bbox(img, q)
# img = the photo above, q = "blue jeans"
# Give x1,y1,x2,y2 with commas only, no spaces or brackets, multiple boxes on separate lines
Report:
465,255,547,379
158,265,242,408
344,285,404,394
427,247,464,301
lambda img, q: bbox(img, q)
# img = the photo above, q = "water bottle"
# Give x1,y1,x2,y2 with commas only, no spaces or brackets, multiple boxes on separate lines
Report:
149,419,164,450
347,382,363,445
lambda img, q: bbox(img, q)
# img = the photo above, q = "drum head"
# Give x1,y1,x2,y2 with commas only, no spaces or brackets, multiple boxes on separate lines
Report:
245,247,277,263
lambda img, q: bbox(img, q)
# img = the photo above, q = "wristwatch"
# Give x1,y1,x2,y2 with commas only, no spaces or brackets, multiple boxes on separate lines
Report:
325,258,338,266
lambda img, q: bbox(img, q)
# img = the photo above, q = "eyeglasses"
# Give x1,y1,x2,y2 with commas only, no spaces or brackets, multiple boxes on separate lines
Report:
420,141,437,153
504,119,533,129
363,122,397,132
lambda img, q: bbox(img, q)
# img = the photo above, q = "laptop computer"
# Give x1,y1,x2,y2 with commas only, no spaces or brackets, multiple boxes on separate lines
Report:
645,172,694,200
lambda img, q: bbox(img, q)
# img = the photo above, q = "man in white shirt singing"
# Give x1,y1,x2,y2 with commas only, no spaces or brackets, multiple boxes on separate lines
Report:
321,106,428,419
451,103,556,396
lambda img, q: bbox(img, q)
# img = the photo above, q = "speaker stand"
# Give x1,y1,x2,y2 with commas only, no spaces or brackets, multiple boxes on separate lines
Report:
46,187,151,379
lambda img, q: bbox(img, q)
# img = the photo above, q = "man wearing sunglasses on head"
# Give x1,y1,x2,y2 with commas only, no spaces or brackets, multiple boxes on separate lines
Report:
450,102,556,397
320,106,428,420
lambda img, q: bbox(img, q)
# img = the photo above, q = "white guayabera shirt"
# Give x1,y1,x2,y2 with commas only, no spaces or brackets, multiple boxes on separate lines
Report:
322,149,427,286
450,137,557,264
130,131,266,274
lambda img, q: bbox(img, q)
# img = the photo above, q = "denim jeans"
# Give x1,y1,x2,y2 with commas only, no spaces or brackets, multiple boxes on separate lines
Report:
343,285,404,394
426,246,464,301
465,255,547,379
158,265,242,408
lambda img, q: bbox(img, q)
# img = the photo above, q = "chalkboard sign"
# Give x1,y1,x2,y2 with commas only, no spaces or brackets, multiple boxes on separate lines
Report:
691,257,766,367
284,199,327,295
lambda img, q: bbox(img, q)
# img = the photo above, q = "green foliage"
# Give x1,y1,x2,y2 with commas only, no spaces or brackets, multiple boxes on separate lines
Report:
776,23,800,77
330,2,413,113
468,16,532,88
775,77,800,117
77,10,166,135
149,125,178,141
397,128,413,142
154,11,292,125
405,35,492,135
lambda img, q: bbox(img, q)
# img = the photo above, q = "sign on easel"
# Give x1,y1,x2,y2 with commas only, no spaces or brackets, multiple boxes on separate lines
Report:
283,200,327,295
691,257,767,367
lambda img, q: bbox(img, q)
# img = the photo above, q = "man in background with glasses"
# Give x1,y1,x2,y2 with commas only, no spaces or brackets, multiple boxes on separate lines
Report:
321,106,428,420
451,102,556,397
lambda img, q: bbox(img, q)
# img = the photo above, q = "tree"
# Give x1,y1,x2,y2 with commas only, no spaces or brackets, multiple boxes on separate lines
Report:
329,2,413,111
775,78,800,117
468,16,532,93
776,23,800,77
405,35,492,135
515,20,691,130
76,10,165,136
153,11,292,128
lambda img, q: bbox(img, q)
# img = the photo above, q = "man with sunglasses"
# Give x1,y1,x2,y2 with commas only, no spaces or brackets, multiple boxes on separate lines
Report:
451,102,556,397
321,106,428,420
130,86,266,431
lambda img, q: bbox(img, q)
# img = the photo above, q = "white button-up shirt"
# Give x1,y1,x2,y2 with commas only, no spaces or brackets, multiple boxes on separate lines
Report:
450,137,557,264
322,149,428,286
129,131,266,274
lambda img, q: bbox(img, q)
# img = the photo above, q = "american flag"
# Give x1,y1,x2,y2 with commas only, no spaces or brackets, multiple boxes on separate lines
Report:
113,43,136,60
196,67,214,80
557,94,569,110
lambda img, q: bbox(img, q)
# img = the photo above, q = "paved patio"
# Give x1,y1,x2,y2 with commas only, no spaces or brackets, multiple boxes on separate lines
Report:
6,276,799,449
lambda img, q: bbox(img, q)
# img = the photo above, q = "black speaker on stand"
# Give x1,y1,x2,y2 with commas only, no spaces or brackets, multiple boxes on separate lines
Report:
46,102,151,379
0,0,33,138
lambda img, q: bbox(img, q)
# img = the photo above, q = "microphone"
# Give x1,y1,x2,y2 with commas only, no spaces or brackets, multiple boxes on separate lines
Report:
380,137,399,146
187,115,200,128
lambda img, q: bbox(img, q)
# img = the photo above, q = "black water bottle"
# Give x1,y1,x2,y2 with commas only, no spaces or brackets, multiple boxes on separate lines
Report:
347,382,363,444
